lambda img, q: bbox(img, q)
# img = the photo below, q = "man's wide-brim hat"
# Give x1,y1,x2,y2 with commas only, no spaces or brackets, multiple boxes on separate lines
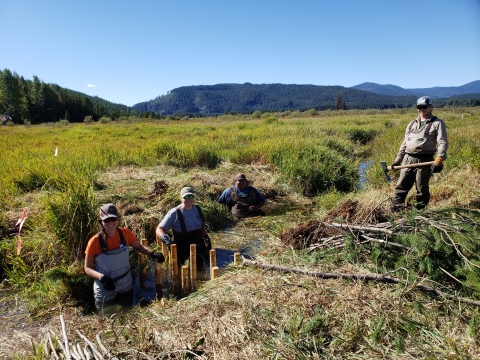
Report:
234,173,248,182
99,203,118,220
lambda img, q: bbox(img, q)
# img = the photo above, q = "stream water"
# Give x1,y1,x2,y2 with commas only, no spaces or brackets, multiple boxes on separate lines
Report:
117,245,258,311
357,160,374,190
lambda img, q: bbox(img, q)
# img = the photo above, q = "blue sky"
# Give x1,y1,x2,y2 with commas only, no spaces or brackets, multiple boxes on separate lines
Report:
1,0,479,106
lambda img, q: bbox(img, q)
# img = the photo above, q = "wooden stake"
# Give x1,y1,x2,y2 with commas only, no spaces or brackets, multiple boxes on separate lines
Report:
234,252,241,265
155,261,162,299
171,244,178,275
211,266,219,280
190,244,197,290
141,238,148,277
171,244,180,295
209,249,216,279
162,242,169,260
156,233,170,264
181,265,190,293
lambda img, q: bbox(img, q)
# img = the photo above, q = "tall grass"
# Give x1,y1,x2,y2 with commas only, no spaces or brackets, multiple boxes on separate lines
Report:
43,180,97,261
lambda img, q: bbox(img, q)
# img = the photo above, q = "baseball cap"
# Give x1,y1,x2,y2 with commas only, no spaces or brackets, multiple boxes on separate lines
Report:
99,203,118,220
417,96,432,106
234,173,248,182
180,187,195,197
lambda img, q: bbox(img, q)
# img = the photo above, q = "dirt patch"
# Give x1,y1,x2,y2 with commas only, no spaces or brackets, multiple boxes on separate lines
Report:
279,199,389,249
322,199,359,223
118,201,145,216
147,180,169,199
279,220,339,249
0,215,18,239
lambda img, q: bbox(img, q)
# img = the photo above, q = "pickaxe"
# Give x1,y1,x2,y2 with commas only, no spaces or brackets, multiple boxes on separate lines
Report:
380,160,435,182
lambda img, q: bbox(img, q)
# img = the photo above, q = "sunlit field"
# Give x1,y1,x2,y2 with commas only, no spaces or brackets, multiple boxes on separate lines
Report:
1,107,480,359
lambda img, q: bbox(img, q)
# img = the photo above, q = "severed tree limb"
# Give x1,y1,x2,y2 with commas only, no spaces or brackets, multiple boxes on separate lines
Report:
242,259,480,307
96,331,119,360
51,331,67,359
76,330,104,360
47,332,59,360
330,222,393,236
60,314,72,360
359,234,418,252
76,343,86,360
243,259,400,283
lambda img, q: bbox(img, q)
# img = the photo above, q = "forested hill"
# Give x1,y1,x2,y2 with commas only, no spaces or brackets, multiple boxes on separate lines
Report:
134,83,420,115
0,69,136,124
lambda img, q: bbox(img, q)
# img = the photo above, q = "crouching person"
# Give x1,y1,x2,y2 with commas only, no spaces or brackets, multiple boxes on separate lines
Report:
217,173,265,218
84,203,164,312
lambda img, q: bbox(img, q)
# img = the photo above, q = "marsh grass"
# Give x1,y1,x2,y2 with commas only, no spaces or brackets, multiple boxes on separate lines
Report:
1,107,480,359
43,181,97,261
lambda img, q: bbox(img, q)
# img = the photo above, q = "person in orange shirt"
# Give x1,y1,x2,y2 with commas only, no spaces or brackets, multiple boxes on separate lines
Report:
84,203,164,311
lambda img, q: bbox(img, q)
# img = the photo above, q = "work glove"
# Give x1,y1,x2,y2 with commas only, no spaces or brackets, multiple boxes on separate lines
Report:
203,235,212,251
391,155,403,170
160,234,172,246
100,275,116,291
150,252,165,263
431,157,444,173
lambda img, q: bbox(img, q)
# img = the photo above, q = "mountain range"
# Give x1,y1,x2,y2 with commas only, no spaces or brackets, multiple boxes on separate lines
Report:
133,81,480,116
351,80,480,98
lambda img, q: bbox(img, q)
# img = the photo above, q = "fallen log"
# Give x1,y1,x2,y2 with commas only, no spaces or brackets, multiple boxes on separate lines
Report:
242,259,480,307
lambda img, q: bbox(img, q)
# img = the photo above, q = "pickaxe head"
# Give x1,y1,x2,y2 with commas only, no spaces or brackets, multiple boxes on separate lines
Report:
380,161,391,182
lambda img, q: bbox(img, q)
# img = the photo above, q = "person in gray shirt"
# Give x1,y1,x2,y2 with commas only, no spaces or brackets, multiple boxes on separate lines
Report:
391,96,448,212
156,187,211,266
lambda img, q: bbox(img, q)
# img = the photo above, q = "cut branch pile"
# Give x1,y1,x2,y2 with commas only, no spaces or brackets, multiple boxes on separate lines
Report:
42,314,121,360
307,214,470,254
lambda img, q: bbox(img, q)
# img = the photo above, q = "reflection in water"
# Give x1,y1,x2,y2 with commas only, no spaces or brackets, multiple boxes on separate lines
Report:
132,270,157,306
358,159,374,190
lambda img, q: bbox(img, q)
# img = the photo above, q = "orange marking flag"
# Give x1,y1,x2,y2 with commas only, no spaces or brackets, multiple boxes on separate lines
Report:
15,209,29,255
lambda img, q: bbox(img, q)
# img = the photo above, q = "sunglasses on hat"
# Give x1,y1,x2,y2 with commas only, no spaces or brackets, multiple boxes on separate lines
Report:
417,105,429,110
183,194,195,199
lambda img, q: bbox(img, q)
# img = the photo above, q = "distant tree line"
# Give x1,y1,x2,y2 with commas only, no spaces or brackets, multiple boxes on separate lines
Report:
0,69,153,124
134,83,422,116
135,84,480,116
2,69,479,125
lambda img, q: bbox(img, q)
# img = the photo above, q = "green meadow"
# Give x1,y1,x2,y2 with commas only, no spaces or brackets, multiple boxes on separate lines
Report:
1,107,480,359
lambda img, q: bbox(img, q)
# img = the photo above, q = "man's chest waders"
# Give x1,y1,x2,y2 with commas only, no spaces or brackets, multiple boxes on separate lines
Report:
405,117,437,155
172,205,208,266
230,187,257,218
93,229,132,305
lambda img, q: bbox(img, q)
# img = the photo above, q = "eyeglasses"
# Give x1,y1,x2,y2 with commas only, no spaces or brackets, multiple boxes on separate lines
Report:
183,195,195,199
417,105,429,110
103,217,117,223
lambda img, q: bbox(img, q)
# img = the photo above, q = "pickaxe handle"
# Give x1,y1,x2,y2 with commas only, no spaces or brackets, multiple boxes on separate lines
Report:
387,161,434,171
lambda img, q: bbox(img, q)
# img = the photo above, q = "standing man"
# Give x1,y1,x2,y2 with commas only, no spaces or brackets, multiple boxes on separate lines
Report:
391,96,448,211
218,173,266,218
